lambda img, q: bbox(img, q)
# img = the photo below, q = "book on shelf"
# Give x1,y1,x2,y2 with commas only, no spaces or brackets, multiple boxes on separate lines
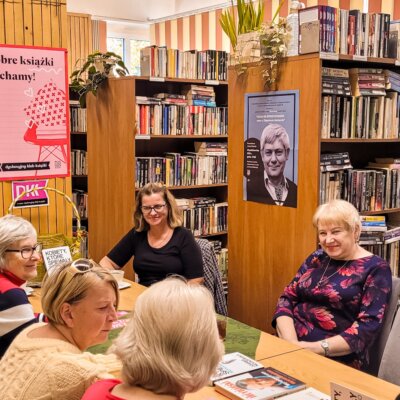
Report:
210,352,264,385
388,20,400,59
383,225,400,244
214,367,306,400
278,387,330,400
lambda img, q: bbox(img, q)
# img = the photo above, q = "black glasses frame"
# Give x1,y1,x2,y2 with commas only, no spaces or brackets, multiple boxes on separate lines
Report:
5,243,43,259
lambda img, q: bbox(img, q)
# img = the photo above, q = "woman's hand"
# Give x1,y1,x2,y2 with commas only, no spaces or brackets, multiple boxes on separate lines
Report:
298,335,352,357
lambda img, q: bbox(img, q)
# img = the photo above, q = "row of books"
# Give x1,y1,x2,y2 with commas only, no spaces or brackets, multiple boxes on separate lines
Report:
321,92,400,139
299,6,391,58
319,153,400,211
211,352,328,400
72,190,88,219
208,239,228,288
323,67,400,97
177,197,227,235
363,241,400,276
135,103,228,136
140,46,228,81
135,154,227,188
71,149,87,176
69,100,86,132
320,167,400,212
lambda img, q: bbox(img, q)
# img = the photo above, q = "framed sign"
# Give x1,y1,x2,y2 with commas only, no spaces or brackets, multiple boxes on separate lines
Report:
0,44,70,181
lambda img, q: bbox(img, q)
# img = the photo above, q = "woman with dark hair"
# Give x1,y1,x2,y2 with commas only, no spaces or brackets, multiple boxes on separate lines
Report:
100,183,203,286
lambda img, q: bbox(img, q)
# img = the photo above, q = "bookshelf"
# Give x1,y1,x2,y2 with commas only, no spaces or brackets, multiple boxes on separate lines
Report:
227,53,400,332
87,76,228,281
70,98,88,257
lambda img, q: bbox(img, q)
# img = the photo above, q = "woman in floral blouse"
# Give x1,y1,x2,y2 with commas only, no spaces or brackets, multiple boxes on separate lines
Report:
272,199,392,371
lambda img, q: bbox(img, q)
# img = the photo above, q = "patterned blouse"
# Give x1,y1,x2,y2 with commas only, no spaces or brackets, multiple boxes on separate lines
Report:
272,249,392,370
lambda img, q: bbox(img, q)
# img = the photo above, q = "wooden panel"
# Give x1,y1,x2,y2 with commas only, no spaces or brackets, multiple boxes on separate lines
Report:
87,77,136,280
0,1,72,238
67,13,92,82
227,55,321,332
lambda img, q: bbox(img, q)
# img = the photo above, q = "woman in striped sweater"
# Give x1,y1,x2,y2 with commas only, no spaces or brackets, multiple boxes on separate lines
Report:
0,214,44,357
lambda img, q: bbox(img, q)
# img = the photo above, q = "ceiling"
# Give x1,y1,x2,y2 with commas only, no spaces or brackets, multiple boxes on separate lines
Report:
67,0,229,24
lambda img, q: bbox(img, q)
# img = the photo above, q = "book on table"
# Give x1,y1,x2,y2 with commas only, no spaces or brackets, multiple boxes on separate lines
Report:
278,387,330,399
210,352,264,385
214,366,306,400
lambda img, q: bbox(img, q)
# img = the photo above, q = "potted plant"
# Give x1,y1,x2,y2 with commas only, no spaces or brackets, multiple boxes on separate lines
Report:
220,0,265,53
70,51,129,108
219,0,288,86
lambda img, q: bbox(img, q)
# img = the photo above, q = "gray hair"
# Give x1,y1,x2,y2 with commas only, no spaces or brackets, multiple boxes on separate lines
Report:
0,215,37,268
114,277,223,397
260,123,290,152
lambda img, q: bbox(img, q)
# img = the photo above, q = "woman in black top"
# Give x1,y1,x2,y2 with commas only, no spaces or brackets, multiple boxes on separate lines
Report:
100,183,203,286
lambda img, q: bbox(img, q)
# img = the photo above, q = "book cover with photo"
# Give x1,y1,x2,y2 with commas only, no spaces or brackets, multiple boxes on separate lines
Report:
215,367,306,400
210,352,264,384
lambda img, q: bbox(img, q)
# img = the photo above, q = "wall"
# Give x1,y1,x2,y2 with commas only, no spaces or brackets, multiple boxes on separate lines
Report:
0,0,72,236
151,0,400,52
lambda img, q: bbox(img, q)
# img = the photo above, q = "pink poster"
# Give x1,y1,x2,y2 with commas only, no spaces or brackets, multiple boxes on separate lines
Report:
0,44,70,181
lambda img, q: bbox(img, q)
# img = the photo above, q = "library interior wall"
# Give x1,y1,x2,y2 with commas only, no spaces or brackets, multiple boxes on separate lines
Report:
0,0,72,236
151,0,400,52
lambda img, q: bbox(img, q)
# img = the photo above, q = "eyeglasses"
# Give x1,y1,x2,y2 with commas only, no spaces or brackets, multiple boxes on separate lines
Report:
5,243,43,259
141,203,166,214
61,258,95,289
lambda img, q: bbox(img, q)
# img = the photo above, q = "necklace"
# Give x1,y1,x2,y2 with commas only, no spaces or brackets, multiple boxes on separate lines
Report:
316,257,351,288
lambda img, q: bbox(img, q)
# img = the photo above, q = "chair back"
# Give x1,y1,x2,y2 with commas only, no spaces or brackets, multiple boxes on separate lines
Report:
367,276,400,375
195,238,228,316
378,295,400,384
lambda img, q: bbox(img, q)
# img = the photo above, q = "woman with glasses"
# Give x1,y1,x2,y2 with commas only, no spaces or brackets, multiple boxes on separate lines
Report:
0,259,121,399
82,276,223,400
100,183,204,287
0,214,45,357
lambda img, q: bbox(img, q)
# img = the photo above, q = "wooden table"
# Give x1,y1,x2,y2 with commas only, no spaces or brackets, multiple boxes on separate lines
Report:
30,281,400,399
29,279,147,312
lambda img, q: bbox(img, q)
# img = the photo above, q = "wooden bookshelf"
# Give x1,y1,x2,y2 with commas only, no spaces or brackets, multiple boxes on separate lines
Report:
87,76,228,280
228,54,400,332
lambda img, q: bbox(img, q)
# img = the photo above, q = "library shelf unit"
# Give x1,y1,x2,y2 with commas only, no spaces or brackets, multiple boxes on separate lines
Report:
87,76,228,281
70,98,89,257
227,53,400,332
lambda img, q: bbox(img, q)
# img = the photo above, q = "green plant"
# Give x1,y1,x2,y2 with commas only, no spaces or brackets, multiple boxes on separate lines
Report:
70,51,129,108
259,16,290,87
219,0,265,50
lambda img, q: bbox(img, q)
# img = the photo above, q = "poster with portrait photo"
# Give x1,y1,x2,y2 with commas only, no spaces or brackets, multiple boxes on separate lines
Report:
244,91,299,208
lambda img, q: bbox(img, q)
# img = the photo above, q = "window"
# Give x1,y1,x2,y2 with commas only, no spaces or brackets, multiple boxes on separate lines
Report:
107,37,125,60
129,39,150,75
107,36,149,76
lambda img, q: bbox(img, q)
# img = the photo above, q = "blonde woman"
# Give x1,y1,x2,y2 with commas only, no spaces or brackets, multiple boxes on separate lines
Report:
0,259,121,399
82,276,223,400
100,183,203,286
273,199,392,371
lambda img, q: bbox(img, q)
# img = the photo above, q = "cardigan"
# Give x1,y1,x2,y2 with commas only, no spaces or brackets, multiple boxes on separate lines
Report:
0,323,121,400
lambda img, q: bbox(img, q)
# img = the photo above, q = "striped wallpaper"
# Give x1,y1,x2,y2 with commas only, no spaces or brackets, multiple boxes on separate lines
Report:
150,0,400,52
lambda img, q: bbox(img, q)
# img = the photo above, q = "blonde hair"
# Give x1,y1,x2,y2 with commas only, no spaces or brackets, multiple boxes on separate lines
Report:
114,277,223,397
134,183,182,231
0,215,37,268
41,259,119,325
313,199,361,233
